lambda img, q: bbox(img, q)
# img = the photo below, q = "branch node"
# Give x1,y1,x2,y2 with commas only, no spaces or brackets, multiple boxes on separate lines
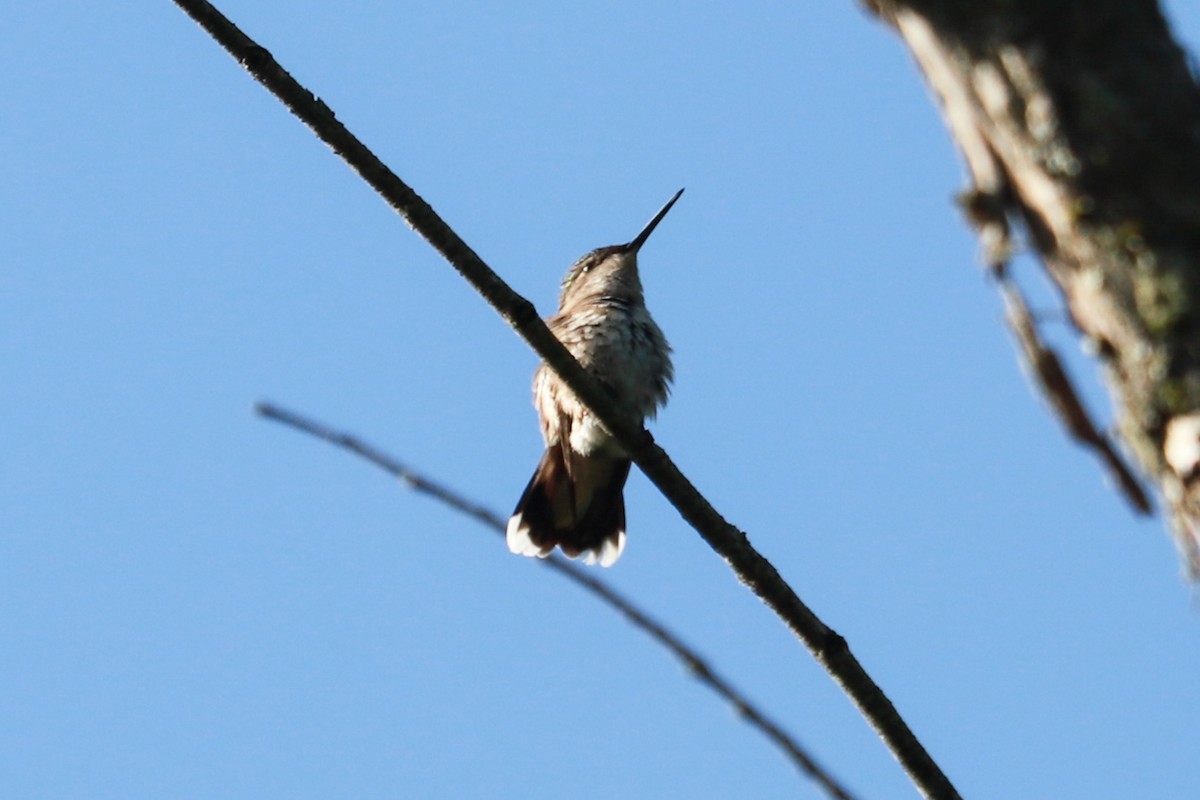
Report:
507,296,541,330
240,43,272,71
818,629,849,661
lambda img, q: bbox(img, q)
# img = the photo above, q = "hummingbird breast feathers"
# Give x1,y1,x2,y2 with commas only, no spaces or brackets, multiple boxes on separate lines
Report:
535,300,673,456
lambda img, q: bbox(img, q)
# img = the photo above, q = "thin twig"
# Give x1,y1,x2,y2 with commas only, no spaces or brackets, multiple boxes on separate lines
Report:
256,401,859,800
997,277,1152,515
173,3,959,796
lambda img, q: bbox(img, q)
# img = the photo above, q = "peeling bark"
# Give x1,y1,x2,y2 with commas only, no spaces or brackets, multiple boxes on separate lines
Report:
864,0,1200,573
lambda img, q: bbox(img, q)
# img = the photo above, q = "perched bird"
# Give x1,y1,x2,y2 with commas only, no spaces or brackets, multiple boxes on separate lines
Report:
506,190,682,567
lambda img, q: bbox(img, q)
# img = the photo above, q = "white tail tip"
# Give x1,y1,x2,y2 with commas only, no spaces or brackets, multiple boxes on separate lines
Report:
505,515,626,568
506,514,552,558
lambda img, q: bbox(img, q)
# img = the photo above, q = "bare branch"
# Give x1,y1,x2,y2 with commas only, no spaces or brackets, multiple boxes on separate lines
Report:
173,2,959,796
255,401,860,800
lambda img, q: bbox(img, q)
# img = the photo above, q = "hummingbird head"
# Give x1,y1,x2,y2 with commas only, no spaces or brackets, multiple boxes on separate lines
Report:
558,188,684,310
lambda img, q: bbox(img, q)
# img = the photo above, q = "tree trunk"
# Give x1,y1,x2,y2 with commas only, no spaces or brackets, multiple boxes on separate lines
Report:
865,0,1200,573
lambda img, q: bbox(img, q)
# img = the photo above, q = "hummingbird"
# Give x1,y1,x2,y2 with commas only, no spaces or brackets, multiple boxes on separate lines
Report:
506,189,682,567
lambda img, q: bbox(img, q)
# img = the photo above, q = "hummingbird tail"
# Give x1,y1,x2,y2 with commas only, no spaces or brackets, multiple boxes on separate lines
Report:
506,445,630,567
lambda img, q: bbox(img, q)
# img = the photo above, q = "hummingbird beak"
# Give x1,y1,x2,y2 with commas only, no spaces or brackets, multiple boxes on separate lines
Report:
627,188,685,254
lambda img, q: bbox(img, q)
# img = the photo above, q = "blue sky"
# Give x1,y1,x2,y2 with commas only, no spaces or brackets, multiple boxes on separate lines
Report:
5,2,1200,798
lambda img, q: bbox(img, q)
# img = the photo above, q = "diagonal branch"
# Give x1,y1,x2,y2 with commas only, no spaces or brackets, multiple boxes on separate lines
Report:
255,401,860,800
172,2,960,796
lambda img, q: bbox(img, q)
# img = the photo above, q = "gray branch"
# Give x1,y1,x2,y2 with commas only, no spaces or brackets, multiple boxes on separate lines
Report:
172,1,960,797
255,401,859,800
